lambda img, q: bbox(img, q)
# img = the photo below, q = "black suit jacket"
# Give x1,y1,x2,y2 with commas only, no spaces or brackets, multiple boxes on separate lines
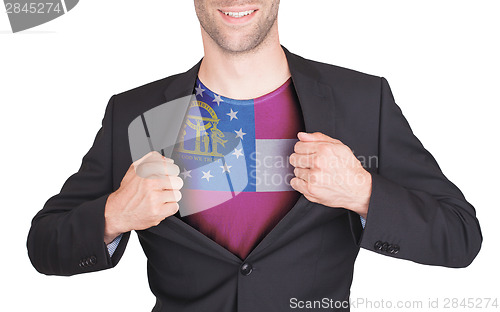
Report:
27,46,482,311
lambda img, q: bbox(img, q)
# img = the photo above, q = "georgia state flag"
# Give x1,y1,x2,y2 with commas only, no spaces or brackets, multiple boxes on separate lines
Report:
171,80,297,217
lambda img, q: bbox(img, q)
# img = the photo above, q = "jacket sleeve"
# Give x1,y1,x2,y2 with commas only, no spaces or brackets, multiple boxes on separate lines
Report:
351,77,482,268
27,95,130,276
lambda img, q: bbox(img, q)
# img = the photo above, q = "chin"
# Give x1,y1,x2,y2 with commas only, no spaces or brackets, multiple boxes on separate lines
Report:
219,36,261,54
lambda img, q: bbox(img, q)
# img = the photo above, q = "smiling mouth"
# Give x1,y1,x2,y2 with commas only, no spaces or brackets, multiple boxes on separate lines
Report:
219,9,257,18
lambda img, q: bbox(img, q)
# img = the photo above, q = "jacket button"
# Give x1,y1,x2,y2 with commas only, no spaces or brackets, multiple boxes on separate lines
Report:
79,258,88,267
89,256,97,265
393,245,400,254
387,244,395,254
240,263,253,276
374,241,383,250
381,242,389,252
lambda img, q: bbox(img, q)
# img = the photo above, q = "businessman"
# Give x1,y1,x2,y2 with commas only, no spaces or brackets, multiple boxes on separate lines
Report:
27,1,482,311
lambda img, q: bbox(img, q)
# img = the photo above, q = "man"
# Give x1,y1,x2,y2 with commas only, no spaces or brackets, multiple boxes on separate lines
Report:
27,0,482,311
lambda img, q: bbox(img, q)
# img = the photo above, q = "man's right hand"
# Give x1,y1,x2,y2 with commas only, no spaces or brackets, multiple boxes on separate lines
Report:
103,151,183,244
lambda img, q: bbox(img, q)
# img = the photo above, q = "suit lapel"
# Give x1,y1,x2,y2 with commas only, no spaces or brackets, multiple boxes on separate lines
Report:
163,60,202,101
282,46,336,137
156,46,337,261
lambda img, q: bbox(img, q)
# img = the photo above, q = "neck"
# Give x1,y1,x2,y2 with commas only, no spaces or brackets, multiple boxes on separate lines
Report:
197,24,291,100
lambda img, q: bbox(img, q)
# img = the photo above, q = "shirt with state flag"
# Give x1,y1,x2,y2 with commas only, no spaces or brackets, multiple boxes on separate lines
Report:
170,77,305,260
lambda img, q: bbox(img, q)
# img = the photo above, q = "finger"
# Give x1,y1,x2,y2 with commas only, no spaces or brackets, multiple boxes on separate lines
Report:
136,162,180,178
161,202,180,217
294,141,335,154
134,151,160,166
290,177,319,203
290,177,312,197
290,176,305,192
165,162,180,176
158,189,182,203
160,176,184,190
294,141,315,154
293,167,311,182
136,162,173,178
142,153,175,165
294,167,324,186
148,175,183,191
289,153,315,168
297,132,342,144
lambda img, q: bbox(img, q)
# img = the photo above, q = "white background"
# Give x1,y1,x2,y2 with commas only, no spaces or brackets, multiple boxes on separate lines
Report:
1,1,499,311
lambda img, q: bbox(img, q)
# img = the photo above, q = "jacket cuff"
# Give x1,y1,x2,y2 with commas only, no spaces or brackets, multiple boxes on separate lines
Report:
356,173,407,258
71,193,114,273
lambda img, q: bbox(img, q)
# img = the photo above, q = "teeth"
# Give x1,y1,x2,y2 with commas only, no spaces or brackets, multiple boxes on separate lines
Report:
222,10,255,18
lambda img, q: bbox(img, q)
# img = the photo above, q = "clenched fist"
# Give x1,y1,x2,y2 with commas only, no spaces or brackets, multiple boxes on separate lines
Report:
289,132,372,219
103,151,184,244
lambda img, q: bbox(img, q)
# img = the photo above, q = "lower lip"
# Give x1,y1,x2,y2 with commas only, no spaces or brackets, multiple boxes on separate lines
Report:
218,10,258,24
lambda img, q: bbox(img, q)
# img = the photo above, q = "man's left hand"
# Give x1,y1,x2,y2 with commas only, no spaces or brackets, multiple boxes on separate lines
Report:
289,132,372,219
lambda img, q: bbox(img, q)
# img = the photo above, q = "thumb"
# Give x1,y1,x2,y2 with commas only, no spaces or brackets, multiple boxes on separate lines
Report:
297,132,340,143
